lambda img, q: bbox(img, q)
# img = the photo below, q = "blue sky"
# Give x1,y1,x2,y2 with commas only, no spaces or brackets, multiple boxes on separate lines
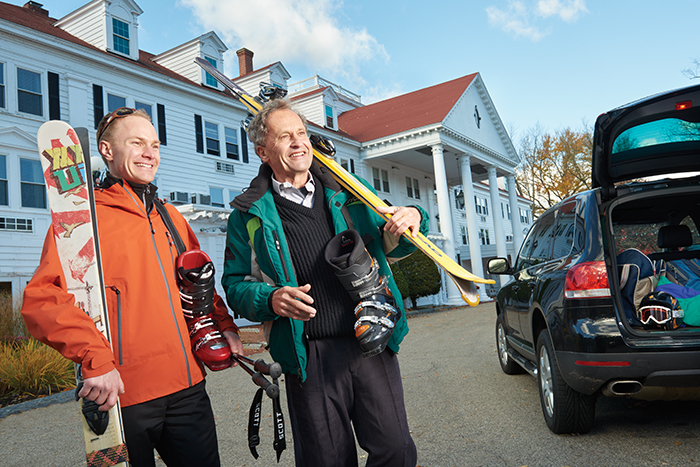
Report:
15,0,700,143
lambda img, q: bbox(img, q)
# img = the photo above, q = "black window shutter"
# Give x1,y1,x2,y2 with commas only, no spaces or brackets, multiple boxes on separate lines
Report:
241,128,248,163
195,114,203,153
157,104,167,146
93,85,103,129
48,72,60,120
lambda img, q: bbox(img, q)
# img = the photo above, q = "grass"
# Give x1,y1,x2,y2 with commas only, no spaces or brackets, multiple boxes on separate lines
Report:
0,292,75,401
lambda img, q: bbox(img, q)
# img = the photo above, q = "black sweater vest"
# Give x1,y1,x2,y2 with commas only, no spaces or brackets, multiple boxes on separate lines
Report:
273,189,356,339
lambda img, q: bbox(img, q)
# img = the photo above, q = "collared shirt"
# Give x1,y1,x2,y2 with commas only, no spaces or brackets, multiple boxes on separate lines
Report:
271,172,316,208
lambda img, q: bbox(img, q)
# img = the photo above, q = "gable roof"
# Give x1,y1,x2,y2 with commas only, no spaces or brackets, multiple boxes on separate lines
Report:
338,73,477,143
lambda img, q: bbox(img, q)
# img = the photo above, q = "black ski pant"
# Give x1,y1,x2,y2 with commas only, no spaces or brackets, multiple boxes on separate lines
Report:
285,336,417,467
121,380,220,467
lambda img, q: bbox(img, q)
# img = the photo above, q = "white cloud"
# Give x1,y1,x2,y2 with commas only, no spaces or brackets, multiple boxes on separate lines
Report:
537,0,588,22
486,0,587,41
486,1,547,42
178,0,387,83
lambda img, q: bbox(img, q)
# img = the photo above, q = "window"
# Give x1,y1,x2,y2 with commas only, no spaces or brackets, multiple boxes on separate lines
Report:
225,127,239,160
204,57,218,87
112,18,130,55
406,177,420,199
135,102,152,119
373,168,390,193
340,158,355,174
461,226,467,245
480,228,490,245
20,159,46,209
107,94,126,112
205,122,220,156
210,187,224,208
0,217,33,232
0,63,6,109
325,104,334,128
0,155,7,206
17,68,42,116
474,197,488,216
520,208,530,224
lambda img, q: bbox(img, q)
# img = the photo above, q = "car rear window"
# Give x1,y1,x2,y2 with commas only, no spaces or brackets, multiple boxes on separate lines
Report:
612,118,700,165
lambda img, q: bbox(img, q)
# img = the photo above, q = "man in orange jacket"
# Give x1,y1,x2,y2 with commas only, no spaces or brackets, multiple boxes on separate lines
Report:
22,108,243,467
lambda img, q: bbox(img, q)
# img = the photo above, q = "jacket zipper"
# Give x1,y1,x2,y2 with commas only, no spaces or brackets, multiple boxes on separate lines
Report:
107,286,123,365
272,230,291,282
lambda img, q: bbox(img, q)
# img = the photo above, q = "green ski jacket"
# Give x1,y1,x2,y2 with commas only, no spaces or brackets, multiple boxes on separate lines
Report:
222,162,429,380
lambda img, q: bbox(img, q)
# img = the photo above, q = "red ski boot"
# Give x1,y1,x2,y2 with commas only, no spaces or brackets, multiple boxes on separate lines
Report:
176,250,232,370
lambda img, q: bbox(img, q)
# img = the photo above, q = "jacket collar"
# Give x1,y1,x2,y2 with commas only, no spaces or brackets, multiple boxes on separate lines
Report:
231,160,341,213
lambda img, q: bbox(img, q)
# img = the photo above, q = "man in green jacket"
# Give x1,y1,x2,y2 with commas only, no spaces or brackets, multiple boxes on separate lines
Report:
222,99,427,467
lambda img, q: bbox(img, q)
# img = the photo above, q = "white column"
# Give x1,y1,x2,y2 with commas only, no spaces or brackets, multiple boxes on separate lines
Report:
488,167,508,287
431,144,462,305
507,173,524,254
460,155,490,302
488,167,507,258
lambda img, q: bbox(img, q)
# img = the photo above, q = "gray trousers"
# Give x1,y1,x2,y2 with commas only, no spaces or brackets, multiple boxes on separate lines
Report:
285,336,417,467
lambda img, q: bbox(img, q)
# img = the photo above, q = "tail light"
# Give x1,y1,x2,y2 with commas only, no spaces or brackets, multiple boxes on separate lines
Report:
565,261,611,299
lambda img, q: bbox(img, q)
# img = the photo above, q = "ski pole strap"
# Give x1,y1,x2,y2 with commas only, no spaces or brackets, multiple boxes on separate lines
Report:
272,391,286,462
247,384,286,462
154,199,186,255
248,388,264,459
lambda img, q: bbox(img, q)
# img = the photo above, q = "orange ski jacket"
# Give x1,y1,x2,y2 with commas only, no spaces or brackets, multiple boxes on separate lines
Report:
22,181,237,407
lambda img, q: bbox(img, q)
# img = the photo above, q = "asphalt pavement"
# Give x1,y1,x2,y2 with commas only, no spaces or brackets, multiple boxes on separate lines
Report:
1,302,699,466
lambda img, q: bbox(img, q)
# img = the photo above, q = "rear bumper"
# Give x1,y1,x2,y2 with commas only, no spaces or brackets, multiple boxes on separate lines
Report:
555,350,700,394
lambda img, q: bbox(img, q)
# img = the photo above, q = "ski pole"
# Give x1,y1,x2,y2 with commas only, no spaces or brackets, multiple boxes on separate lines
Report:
232,355,279,399
234,354,282,379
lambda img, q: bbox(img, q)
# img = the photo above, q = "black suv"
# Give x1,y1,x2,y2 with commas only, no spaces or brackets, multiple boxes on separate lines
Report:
488,84,700,434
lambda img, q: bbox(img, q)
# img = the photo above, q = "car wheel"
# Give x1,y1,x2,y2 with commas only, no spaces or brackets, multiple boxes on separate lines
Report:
536,329,596,434
496,314,524,375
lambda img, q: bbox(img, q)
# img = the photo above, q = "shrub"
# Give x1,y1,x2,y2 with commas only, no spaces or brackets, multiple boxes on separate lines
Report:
395,250,442,308
0,291,28,340
0,338,75,398
390,262,410,300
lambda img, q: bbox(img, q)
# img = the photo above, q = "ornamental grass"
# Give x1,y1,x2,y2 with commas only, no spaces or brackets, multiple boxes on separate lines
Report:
0,292,75,400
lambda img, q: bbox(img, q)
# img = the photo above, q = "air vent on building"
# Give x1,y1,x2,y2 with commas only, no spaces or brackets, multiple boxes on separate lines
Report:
170,191,189,204
216,161,235,174
191,193,212,206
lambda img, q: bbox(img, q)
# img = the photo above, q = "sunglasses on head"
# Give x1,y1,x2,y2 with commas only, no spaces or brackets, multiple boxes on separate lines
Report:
97,107,136,141
638,305,672,325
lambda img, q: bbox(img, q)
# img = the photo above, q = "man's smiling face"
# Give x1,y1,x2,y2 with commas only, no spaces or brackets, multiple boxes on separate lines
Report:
99,115,160,185
256,109,313,188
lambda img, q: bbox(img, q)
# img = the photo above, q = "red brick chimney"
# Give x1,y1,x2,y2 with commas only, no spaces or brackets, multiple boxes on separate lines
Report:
236,48,254,77
23,1,49,16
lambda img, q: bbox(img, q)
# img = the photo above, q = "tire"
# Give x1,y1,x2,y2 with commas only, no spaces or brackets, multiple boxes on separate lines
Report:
536,329,596,434
496,314,525,375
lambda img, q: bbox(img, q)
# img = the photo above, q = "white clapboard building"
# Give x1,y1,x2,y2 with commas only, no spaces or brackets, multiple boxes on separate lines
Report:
0,0,531,311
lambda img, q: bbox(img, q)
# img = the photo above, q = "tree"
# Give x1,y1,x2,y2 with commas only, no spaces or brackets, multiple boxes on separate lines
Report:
393,250,442,308
682,58,700,80
516,124,593,217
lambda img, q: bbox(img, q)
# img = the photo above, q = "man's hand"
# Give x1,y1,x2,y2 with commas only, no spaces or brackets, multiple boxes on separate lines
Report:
270,284,316,321
376,205,422,238
223,330,244,366
78,368,125,412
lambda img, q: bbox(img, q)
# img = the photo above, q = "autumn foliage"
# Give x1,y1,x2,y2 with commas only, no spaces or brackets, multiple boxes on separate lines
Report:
517,125,593,217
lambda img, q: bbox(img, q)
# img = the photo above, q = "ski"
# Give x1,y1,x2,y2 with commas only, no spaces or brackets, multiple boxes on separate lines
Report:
195,58,494,305
37,121,128,467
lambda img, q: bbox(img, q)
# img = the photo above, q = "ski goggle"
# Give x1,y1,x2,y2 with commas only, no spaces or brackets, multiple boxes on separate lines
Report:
638,305,672,325
97,107,136,142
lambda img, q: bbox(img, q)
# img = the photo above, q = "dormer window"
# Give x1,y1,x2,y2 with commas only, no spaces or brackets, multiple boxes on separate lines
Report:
204,57,218,88
112,18,130,55
325,104,334,129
